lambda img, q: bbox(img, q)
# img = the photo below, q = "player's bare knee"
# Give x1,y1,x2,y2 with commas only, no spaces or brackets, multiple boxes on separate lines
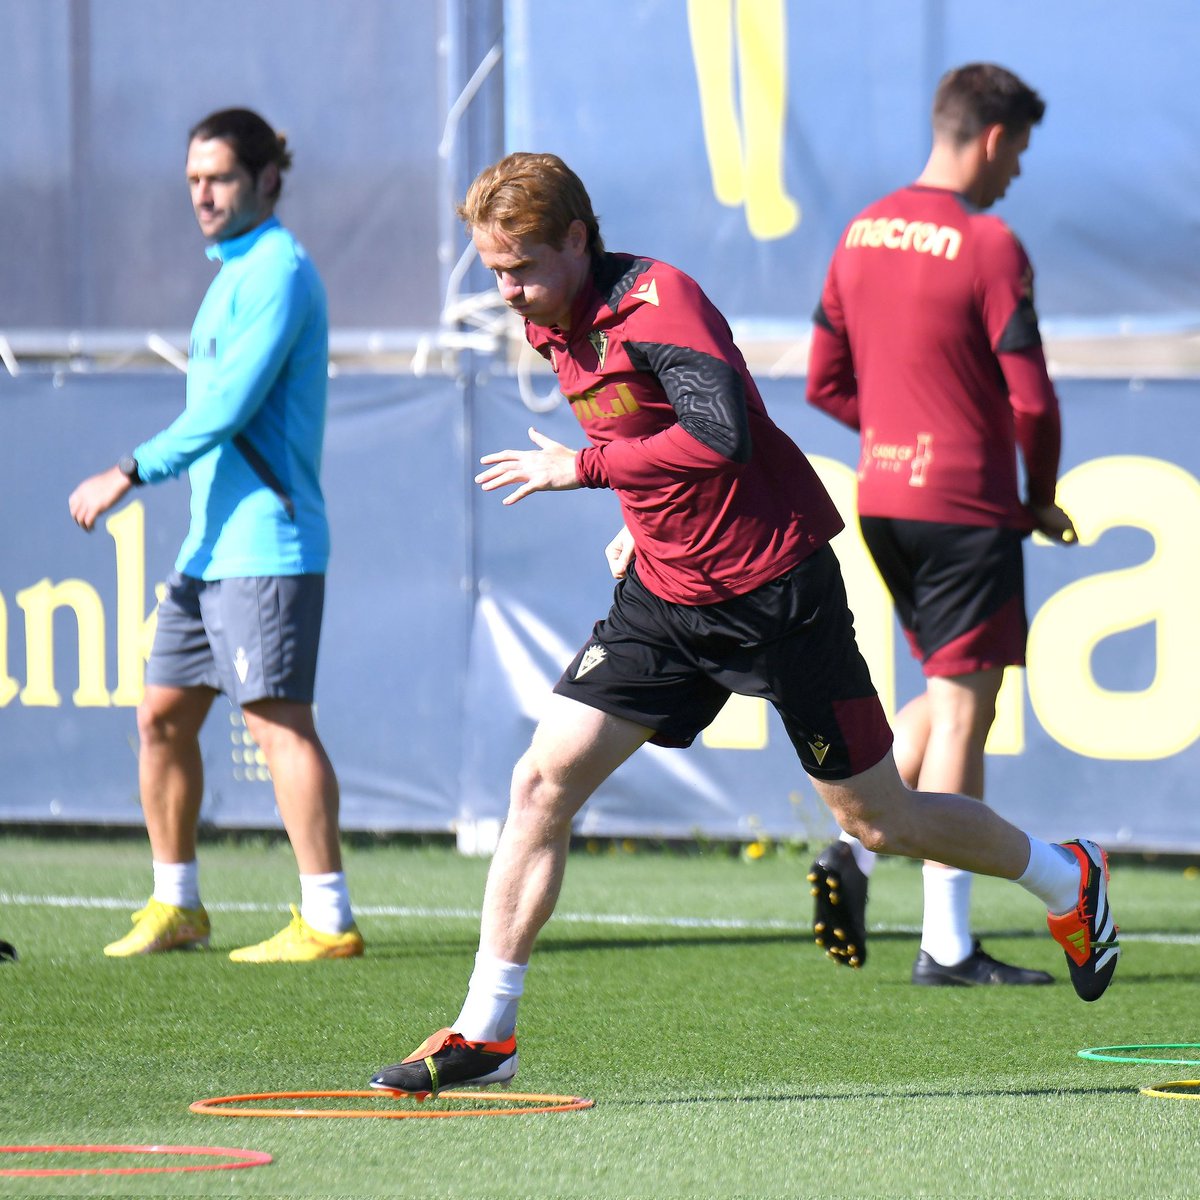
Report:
508,753,572,829
850,821,890,855
136,699,177,748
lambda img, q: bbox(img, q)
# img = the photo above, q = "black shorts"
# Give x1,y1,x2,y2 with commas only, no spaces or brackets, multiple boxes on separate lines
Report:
553,546,893,781
859,517,1027,677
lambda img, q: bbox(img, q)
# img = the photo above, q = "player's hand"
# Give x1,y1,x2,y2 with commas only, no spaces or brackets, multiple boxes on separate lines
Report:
1029,501,1077,545
68,466,132,532
476,427,581,505
605,525,636,579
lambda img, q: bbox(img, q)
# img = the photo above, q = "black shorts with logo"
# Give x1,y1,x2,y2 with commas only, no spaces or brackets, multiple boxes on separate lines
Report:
859,516,1027,677
553,545,893,781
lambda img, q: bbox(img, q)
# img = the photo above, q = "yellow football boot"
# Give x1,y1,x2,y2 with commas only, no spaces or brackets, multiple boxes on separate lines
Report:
104,898,210,956
229,905,364,962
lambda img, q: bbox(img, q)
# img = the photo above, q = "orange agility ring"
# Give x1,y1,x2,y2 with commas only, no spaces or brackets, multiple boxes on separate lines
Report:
190,1089,594,1119
0,1143,271,1178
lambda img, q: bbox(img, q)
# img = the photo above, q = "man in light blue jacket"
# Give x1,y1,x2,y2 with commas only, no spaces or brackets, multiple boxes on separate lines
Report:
69,108,361,962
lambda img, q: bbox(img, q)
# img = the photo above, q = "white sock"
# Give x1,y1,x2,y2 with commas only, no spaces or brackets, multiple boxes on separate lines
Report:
454,951,527,1042
919,865,973,965
299,871,354,934
152,859,200,909
1016,837,1079,915
838,831,877,877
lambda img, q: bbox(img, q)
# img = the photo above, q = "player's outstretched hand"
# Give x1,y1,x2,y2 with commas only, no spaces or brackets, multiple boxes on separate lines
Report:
476,427,580,505
69,466,132,532
1029,501,1077,545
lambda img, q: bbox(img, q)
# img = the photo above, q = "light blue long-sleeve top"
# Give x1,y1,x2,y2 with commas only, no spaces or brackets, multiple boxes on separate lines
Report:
133,216,330,579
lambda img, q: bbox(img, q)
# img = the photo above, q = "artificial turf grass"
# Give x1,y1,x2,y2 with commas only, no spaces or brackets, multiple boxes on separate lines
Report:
1,837,1198,1197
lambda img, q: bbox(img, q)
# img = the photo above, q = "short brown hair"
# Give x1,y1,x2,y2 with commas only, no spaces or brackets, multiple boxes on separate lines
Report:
457,152,604,257
189,107,292,200
932,63,1045,146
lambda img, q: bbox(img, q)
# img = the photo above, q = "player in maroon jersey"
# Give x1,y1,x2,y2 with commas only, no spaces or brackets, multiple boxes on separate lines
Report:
369,151,1117,1096
806,63,1079,987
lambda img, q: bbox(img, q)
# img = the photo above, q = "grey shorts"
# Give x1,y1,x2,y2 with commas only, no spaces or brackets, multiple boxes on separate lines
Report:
145,571,325,705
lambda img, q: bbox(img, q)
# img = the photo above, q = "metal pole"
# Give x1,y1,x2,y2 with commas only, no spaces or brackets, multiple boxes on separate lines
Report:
440,0,506,837
67,0,93,330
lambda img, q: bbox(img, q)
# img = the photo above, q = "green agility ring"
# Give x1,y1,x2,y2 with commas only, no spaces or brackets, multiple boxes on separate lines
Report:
1078,1044,1200,1066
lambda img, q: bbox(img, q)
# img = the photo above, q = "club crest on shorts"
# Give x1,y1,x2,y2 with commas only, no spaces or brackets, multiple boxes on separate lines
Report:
574,643,608,680
233,646,251,684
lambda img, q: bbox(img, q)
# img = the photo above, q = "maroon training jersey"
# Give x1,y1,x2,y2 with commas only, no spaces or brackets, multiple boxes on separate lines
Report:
526,253,843,605
806,185,1062,527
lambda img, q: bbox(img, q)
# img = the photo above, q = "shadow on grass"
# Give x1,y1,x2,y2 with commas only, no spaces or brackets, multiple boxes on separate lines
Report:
606,1082,1138,1108
531,927,1046,956
536,931,807,954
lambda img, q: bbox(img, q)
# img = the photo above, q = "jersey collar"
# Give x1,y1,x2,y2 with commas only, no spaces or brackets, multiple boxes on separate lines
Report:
206,215,281,264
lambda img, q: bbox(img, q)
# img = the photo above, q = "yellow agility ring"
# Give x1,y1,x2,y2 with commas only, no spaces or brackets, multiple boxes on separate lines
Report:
190,1089,594,1119
1139,1080,1200,1100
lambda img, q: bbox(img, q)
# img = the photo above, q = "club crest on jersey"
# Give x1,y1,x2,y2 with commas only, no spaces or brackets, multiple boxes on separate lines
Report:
587,331,610,370
575,643,608,680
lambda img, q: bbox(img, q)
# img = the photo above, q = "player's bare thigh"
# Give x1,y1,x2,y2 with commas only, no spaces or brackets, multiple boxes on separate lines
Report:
510,694,653,820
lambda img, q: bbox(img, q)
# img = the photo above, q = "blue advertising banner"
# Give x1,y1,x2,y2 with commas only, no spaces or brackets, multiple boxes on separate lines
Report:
1,370,1197,851
0,0,444,331
0,373,470,832
505,0,1200,332
459,374,1200,853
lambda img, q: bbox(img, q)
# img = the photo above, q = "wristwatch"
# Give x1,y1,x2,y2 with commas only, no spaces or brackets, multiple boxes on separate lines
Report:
118,455,144,486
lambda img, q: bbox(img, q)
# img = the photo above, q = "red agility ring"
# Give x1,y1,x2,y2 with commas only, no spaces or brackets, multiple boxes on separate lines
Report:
190,1089,594,1118
0,1143,272,1178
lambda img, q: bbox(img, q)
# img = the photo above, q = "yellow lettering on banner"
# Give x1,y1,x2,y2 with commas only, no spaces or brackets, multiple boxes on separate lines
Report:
984,666,1025,755
0,595,18,707
702,691,767,749
1027,455,1200,758
109,501,158,705
686,0,799,240
811,457,896,717
702,457,895,749
17,578,109,707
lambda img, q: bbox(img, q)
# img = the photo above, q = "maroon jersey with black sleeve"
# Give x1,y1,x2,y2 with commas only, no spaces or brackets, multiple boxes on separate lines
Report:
806,185,1062,528
526,253,843,605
